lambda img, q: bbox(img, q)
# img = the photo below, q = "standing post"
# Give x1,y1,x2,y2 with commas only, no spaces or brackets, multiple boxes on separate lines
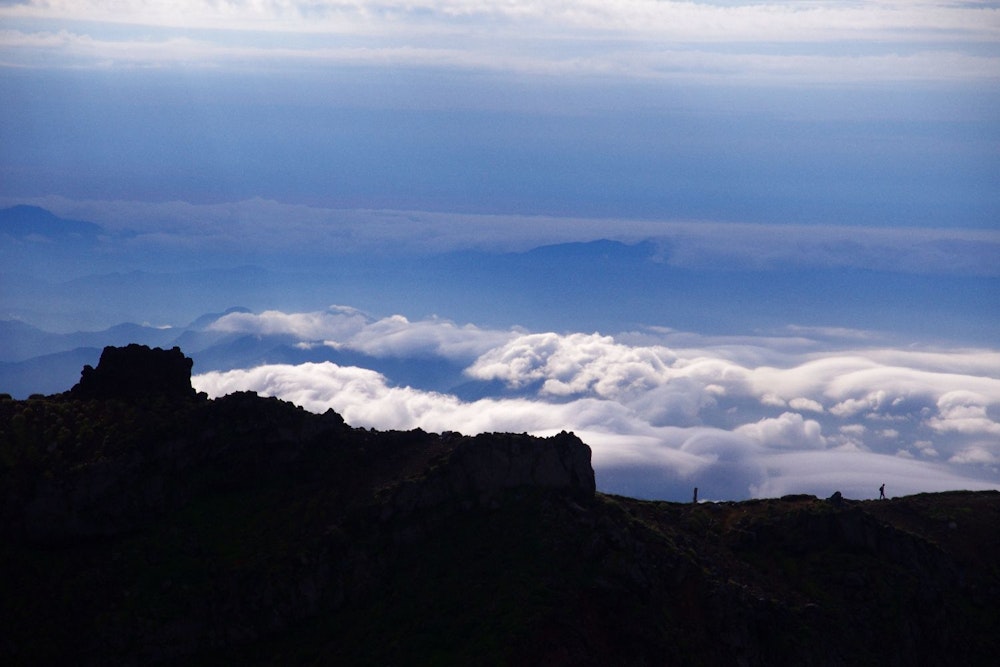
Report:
693,487,698,504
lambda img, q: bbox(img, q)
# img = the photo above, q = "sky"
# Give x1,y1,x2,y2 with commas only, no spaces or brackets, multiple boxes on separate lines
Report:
2,1,999,501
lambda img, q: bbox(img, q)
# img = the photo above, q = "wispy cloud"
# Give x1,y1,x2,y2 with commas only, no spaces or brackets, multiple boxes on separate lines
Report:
192,307,1000,501
4,2,998,41
2,1,997,83
210,306,519,361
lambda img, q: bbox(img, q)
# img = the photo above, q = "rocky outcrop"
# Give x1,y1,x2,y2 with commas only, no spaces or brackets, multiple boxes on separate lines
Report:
70,344,195,400
379,430,595,520
5,347,595,546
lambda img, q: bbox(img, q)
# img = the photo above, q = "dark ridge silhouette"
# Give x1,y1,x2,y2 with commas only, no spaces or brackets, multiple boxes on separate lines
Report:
69,344,195,400
1,346,998,666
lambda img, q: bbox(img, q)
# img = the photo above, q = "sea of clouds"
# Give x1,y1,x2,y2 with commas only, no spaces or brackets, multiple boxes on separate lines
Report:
192,306,1000,501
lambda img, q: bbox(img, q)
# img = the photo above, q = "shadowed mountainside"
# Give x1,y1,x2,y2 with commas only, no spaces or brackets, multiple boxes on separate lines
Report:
1,345,998,665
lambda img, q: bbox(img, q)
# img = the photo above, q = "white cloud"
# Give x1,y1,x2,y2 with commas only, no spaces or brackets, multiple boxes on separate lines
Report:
928,390,1000,437
789,397,824,413
736,412,826,450
339,315,519,360
471,331,1000,440
194,359,643,437
4,2,997,43
748,449,998,500
830,394,885,419
949,446,999,466
210,305,371,340
208,306,517,362
191,309,1000,500
2,2,998,83
466,332,676,396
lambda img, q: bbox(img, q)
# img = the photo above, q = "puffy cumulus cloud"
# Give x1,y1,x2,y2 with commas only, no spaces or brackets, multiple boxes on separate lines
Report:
468,334,739,428
440,327,998,468
736,413,826,450
195,361,464,429
928,391,1000,437
193,360,627,436
191,320,1000,501
760,393,787,408
466,332,676,397
789,397,824,413
625,379,722,428
469,331,1000,436
829,393,887,419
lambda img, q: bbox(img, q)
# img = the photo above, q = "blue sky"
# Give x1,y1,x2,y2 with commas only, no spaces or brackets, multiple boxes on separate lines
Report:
2,1,999,500
2,1,998,224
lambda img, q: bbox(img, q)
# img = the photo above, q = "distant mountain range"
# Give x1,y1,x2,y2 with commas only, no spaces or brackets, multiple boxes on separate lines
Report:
2,204,998,358
0,204,103,239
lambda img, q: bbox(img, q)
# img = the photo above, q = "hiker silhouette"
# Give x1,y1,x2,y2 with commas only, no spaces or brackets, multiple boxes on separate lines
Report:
879,483,886,500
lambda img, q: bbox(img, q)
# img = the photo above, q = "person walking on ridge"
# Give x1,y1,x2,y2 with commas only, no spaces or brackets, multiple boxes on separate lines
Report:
879,483,886,500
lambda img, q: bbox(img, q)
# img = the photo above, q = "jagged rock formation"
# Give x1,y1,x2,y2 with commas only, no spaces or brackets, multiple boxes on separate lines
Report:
69,344,195,400
1,346,999,666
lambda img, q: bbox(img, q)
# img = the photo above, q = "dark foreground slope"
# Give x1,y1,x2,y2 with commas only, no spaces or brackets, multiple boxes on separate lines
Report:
1,346,998,666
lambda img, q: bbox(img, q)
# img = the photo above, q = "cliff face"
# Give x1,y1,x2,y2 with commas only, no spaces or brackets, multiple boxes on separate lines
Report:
1,347,998,666
380,430,596,522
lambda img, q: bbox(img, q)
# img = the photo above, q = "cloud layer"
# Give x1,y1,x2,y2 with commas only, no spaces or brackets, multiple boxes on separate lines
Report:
11,196,1000,276
192,307,1000,501
4,1,997,43
2,1,998,83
